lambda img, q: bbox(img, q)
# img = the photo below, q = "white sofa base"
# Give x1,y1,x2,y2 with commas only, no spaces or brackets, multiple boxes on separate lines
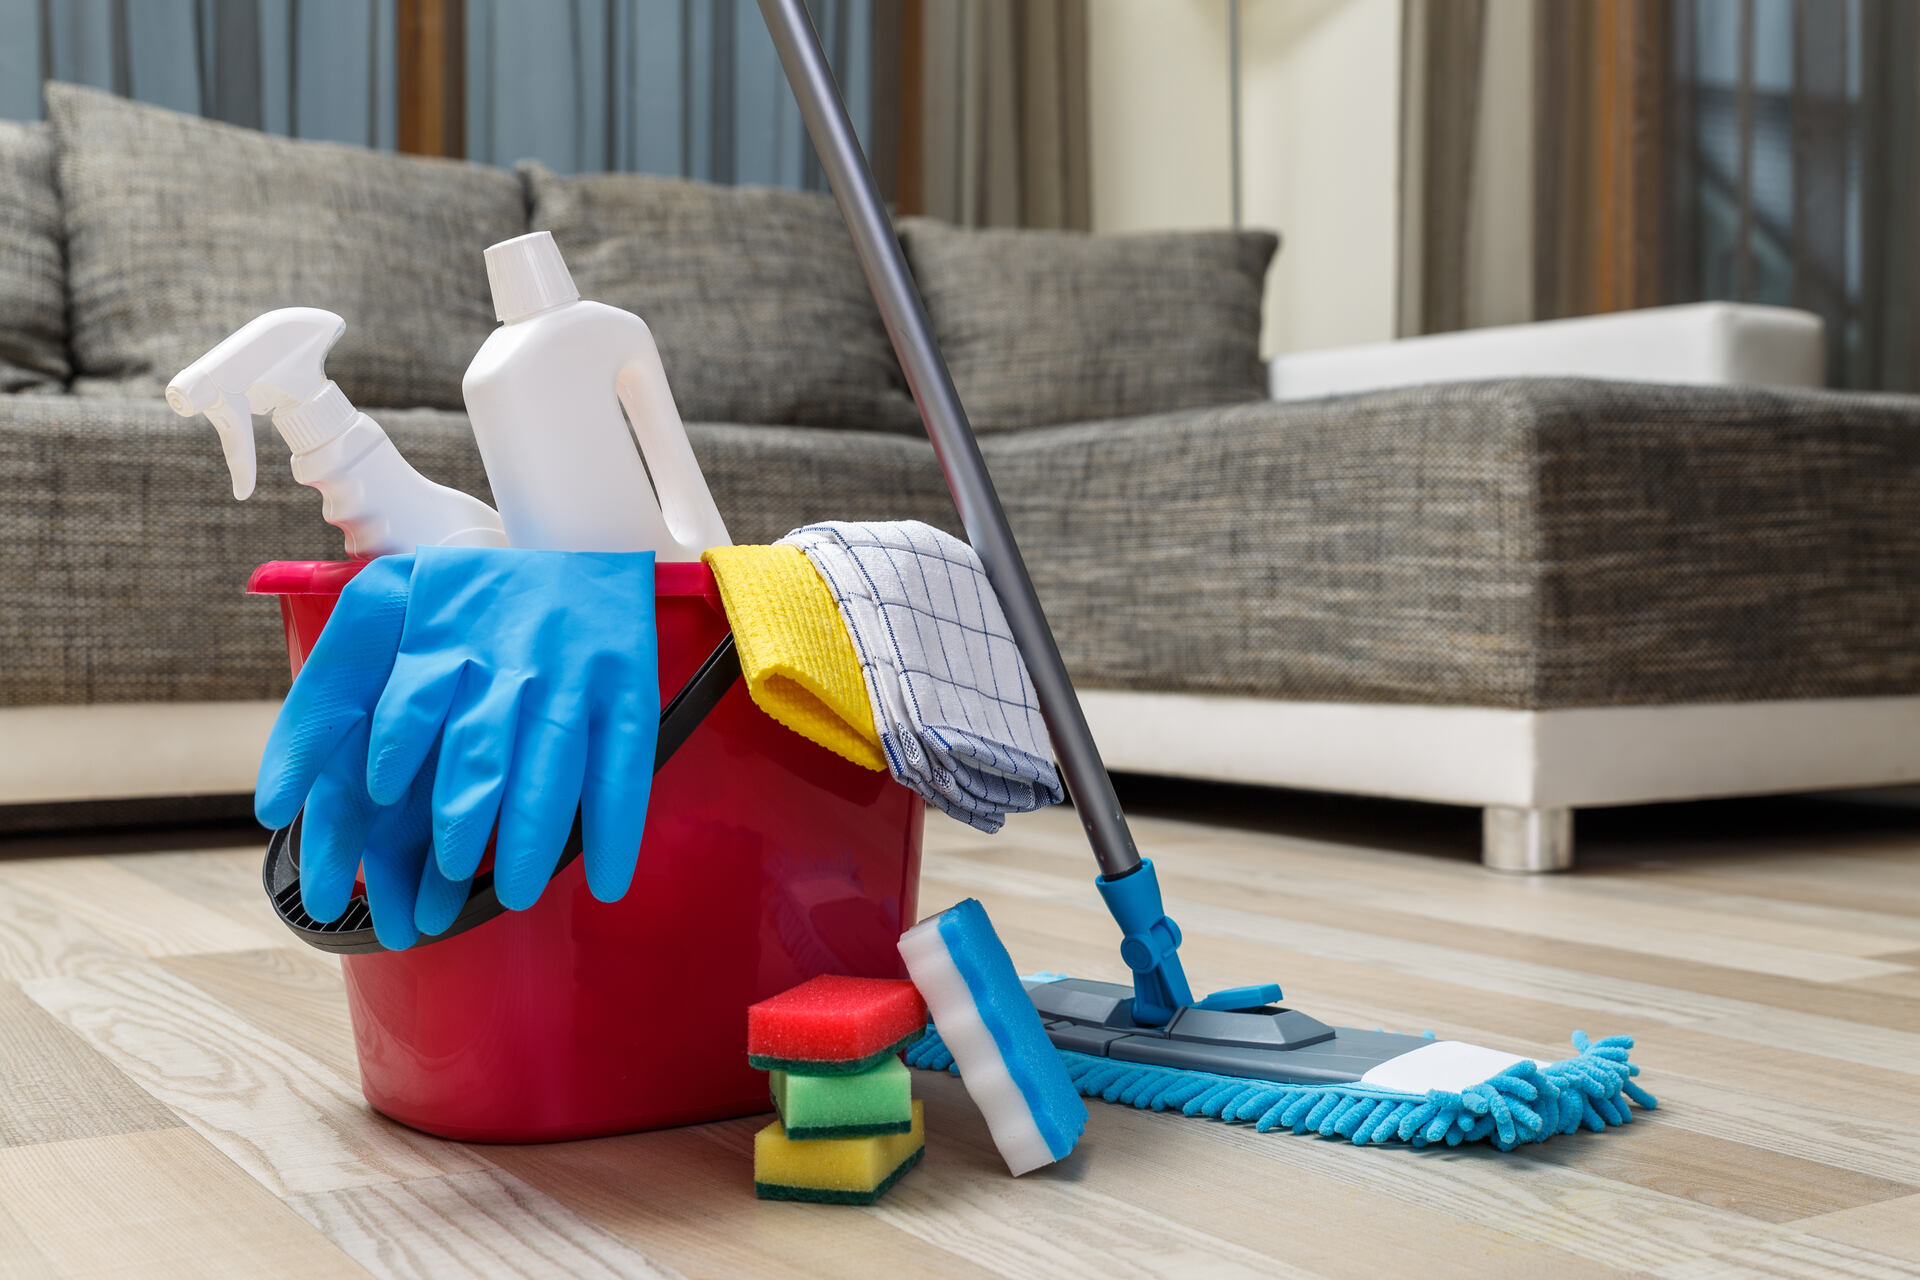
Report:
9,693,1919,870
0,701,279,806
1079,690,1920,869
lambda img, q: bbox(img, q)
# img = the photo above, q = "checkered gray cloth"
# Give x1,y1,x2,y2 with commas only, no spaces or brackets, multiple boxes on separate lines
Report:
779,520,1064,832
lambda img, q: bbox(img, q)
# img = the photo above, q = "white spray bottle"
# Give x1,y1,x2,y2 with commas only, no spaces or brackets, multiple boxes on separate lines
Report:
461,232,730,557
167,308,507,556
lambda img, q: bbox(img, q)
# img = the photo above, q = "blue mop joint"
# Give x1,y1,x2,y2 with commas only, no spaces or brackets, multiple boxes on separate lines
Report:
1096,858,1193,1025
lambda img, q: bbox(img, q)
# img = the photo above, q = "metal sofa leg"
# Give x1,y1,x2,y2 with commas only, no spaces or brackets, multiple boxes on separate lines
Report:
1482,806,1574,873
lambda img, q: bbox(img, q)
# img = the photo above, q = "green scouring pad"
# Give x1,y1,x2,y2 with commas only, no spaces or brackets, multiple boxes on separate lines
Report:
771,1056,913,1140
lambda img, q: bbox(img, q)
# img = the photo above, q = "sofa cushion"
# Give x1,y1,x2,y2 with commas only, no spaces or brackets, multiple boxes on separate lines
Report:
0,122,69,392
689,422,958,545
0,393,953,707
981,379,1920,708
14,380,1914,716
902,219,1276,431
47,83,525,409
524,162,919,433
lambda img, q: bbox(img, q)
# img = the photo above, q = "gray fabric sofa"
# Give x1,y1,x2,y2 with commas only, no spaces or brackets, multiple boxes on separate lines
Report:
7,84,1920,867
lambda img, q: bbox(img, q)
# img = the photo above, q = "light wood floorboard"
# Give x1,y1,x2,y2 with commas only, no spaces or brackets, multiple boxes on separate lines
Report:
1793,1192,1920,1261
0,792,1917,1276
0,981,179,1147
0,856,280,956
0,1128,370,1278
20,963,489,1197
0,877,141,983
160,947,359,1079
285,1168,686,1280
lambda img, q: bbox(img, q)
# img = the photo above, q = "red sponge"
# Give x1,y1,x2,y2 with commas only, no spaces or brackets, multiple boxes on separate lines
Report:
747,975,929,1074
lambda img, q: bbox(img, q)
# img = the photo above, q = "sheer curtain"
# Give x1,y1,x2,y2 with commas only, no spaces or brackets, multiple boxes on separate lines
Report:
0,0,399,145
0,0,888,197
462,0,884,189
1398,0,1920,391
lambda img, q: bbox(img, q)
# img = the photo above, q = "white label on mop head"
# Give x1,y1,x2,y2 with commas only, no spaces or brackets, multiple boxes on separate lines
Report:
1360,1041,1534,1094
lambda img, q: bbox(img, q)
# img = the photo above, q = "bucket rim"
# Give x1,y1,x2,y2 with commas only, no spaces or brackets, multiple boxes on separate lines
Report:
248,557,720,601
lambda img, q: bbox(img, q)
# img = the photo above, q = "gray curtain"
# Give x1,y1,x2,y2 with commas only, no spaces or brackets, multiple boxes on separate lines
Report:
0,0,399,145
1399,0,1920,391
1397,0,1540,337
914,0,1088,229
1397,0,1484,336
463,0,884,189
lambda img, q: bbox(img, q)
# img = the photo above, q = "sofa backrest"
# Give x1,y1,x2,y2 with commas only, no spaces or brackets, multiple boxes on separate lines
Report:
524,161,919,433
900,218,1277,431
48,82,524,410
0,121,68,393
16,84,1279,434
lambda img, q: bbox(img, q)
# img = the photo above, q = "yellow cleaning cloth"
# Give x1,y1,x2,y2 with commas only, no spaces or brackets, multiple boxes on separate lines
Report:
703,544,886,771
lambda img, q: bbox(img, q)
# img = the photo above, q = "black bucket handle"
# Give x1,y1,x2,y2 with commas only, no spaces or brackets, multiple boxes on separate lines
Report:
263,633,741,955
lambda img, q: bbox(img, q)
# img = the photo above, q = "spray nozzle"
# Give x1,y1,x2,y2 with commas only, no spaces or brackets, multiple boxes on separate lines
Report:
165,307,348,500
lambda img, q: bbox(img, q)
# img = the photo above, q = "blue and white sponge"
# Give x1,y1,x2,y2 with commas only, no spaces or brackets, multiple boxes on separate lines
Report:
897,898,1086,1175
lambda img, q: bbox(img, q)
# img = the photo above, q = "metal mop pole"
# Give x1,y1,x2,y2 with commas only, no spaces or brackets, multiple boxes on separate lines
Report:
758,0,1195,1023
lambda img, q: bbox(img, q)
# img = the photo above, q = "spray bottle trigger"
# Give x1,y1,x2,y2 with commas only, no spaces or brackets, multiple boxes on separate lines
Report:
203,399,257,500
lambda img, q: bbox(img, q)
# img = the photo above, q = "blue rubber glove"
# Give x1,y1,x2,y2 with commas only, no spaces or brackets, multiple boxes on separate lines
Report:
254,555,463,949
364,546,660,912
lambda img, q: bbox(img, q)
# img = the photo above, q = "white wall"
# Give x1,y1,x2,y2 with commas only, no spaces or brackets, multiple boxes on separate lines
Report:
1086,0,1234,234
1086,0,1403,355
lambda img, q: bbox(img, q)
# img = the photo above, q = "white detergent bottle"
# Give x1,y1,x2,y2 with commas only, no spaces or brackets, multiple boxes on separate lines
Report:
462,232,731,557
167,308,507,556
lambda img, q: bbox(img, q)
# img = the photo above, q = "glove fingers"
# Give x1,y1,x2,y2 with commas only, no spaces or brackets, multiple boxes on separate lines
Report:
298,722,378,923
360,749,438,952
414,855,473,938
257,707,355,833
430,675,526,883
579,679,661,904
256,556,413,830
367,656,465,806
493,704,590,911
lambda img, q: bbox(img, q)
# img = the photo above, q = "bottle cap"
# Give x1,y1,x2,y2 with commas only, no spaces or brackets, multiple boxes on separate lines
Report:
275,380,357,454
485,231,580,323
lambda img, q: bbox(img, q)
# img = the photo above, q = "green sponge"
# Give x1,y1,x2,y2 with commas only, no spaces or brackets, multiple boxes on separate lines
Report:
771,1056,913,1139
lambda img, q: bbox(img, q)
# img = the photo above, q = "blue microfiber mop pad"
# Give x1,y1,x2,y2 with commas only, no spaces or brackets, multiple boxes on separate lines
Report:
897,899,1087,1174
908,1020,1654,1153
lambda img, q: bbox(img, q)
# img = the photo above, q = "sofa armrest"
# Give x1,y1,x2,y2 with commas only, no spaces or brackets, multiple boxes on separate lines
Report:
1269,303,1826,401
982,378,1920,710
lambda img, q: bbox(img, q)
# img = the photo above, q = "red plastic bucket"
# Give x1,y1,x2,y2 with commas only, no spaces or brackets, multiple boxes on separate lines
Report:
248,558,923,1142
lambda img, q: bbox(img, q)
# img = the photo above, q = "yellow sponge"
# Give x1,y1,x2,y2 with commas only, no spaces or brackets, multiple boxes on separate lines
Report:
753,1099,925,1204
703,544,885,772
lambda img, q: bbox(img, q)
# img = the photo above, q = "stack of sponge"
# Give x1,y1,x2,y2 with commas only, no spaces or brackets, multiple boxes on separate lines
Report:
748,974,929,1204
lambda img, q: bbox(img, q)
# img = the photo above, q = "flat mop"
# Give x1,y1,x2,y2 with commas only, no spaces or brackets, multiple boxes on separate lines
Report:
757,0,1653,1150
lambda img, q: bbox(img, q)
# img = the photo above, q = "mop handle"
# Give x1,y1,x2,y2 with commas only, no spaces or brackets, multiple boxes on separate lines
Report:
756,0,1142,883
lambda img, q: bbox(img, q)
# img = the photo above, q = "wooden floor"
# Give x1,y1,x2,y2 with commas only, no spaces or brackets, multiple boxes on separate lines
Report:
4,789,1920,1278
